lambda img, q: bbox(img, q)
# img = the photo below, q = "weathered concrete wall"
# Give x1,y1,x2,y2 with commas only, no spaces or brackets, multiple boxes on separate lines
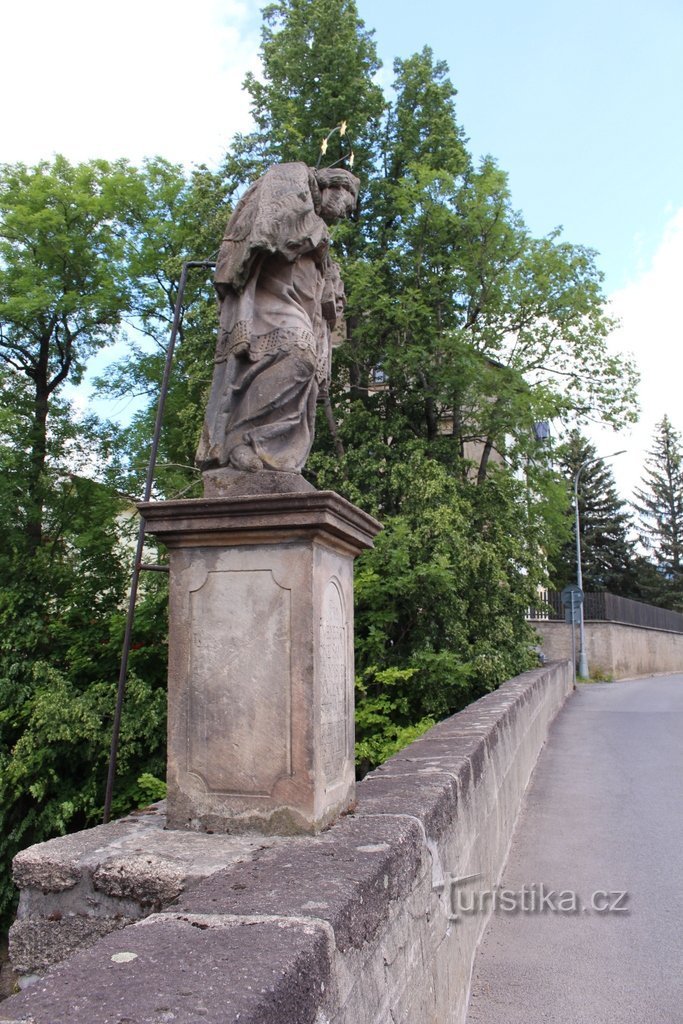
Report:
2,661,572,1024
534,620,683,678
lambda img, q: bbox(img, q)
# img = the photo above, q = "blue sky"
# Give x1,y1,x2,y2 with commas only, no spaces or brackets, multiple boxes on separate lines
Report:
363,0,683,293
4,0,683,499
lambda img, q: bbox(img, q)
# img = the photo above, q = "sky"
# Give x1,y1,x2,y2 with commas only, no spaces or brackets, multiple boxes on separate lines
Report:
4,0,683,503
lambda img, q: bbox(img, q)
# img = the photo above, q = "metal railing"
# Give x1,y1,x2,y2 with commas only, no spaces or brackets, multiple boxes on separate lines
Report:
103,259,216,823
528,590,683,635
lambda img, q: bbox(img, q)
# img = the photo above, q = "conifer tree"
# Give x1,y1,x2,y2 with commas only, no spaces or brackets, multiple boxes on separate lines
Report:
551,431,636,595
227,0,386,180
633,416,683,609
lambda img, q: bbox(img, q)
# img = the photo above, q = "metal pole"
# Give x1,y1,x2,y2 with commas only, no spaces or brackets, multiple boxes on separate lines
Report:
103,260,215,823
573,448,626,681
570,598,577,689
573,468,588,678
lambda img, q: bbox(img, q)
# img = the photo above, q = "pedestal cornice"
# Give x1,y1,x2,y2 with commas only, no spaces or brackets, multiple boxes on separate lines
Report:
139,490,382,555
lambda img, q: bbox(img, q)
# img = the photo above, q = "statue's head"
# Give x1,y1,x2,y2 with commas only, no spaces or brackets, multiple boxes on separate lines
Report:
314,167,360,224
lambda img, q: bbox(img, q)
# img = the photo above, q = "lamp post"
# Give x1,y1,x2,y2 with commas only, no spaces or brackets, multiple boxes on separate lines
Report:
573,449,626,678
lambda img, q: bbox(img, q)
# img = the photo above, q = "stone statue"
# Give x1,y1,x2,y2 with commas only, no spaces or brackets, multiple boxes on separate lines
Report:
196,162,359,486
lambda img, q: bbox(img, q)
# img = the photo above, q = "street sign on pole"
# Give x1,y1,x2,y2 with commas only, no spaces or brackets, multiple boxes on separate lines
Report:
560,585,583,686
561,584,584,621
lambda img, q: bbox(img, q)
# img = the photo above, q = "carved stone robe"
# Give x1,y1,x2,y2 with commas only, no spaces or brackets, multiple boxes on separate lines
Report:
196,163,343,473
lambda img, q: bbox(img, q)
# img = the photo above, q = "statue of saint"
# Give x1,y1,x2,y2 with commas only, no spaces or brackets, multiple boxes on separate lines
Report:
196,162,359,480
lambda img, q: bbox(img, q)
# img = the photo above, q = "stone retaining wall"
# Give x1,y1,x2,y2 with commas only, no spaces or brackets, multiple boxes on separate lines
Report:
534,620,683,678
1,660,572,1024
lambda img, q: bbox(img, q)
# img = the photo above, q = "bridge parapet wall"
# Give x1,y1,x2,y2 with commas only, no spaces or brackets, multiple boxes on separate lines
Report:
534,620,683,678
2,661,572,1024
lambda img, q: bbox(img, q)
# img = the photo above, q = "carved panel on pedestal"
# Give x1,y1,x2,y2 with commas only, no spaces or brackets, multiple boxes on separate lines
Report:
319,579,348,785
188,569,292,796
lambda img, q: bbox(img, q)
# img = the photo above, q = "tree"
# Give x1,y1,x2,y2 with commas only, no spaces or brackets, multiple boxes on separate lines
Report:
0,447,170,929
209,16,640,762
229,0,386,180
93,157,231,501
633,416,683,609
215,9,639,488
312,46,639,500
0,157,140,553
551,431,637,595
351,449,547,772
0,157,215,932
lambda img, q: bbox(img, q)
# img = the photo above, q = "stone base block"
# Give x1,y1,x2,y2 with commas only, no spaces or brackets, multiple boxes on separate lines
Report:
8,801,290,983
139,491,382,835
202,467,316,497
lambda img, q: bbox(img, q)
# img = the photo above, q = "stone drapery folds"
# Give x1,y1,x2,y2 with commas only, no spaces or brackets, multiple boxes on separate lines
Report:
196,162,359,478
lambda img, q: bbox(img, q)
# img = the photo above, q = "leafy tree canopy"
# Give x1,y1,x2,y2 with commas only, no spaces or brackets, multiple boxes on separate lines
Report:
0,156,140,552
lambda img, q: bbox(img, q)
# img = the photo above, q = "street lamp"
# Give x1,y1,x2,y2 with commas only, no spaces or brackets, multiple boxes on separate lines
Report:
573,449,626,678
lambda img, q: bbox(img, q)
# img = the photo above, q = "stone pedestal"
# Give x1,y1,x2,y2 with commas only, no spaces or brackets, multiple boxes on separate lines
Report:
139,491,381,835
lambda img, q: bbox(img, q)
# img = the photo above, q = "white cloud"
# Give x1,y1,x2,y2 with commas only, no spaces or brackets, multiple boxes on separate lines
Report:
2,0,261,169
588,207,683,503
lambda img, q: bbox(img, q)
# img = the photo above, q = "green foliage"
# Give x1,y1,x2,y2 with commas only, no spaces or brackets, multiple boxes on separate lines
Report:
587,669,614,683
0,156,133,373
387,49,468,179
0,474,168,929
633,416,683,609
129,773,168,806
231,0,386,178
551,431,638,595
319,45,639,505
0,156,142,551
355,666,435,773
0,153,229,934
0,158,181,934
335,451,543,771
94,157,231,501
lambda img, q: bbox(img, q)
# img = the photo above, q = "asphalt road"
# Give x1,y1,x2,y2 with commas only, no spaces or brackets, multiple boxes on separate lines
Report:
466,674,683,1024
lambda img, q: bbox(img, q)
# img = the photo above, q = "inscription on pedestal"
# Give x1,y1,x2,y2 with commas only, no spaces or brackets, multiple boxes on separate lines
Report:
188,569,292,796
319,579,348,784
